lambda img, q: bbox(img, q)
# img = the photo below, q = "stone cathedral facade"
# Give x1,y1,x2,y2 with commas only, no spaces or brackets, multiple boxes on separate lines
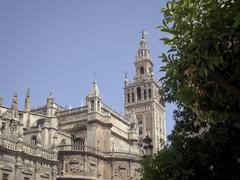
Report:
0,32,165,180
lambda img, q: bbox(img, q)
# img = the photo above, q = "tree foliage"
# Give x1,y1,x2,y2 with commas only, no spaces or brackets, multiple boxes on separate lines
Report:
141,106,240,180
141,1,240,179
159,0,240,123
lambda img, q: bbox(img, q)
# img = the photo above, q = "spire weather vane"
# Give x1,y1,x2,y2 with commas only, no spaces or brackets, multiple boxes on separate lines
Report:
140,29,148,39
94,73,97,81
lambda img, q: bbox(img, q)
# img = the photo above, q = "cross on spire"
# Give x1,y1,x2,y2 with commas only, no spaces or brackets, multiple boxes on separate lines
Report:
141,29,148,39
125,72,128,79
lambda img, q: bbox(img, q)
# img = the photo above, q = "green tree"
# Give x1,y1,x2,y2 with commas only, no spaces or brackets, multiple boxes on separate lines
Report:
141,106,240,180
141,1,240,179
160,0,240,123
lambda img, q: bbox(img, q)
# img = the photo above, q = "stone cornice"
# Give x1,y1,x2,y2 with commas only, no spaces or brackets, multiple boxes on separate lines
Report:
87,119,112,128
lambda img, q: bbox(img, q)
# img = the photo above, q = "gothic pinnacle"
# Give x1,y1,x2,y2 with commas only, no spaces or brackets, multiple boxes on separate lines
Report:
25,88,31,111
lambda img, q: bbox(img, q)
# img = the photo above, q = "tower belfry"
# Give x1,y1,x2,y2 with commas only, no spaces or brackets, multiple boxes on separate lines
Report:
124,31,166,153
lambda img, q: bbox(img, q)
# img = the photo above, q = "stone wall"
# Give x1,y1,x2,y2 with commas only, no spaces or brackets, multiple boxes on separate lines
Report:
57,150,141,180
0,130,57,180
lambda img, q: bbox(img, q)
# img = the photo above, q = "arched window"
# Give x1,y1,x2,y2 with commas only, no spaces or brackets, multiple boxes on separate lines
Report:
127,93,130,103
97,100,100,111
140,66,144,74
36,118,45,127
59,139,66,150
31,135,37,146
60,139,66,145
90,100,94,111
148,89,152,99
144,89,147,100
137,87,142,101
132,93,135,102
73,138,85,150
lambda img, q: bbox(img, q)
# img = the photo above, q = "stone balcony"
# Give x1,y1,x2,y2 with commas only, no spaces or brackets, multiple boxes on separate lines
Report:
57,144,142,161
0,131,57,162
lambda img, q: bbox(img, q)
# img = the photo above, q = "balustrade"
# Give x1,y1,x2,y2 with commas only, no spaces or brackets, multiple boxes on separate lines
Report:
0,133,57,161
57,144,142,160
0,132,141,161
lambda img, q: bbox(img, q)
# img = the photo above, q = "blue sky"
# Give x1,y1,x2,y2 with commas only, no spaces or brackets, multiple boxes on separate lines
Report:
0,0,176,135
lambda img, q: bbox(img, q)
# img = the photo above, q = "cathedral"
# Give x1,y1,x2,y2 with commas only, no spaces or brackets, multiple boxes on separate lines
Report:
0,32,166,180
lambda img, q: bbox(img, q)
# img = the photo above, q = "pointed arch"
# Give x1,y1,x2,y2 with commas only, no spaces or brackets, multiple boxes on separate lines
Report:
137,87,142,101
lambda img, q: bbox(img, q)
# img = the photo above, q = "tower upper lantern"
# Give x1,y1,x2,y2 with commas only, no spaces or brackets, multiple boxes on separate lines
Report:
136,30,151,59
134,30,154,81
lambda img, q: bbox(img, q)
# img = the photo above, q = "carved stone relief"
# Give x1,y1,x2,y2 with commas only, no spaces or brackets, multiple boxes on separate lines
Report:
64,156,85,176
113,162,129,178
40,172,50,179
130,163,141,180
0,165,13,172
57,161,63,176
22,168,33,176
85,156,97,177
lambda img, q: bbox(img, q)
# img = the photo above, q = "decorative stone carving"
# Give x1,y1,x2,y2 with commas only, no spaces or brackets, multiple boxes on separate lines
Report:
57,161,63,175
22,168,33,175
64,156,85,176
130,163,141,180
62,155,99,177
11,93,18,119
0,165,13,172
52,166,58,177
113,162,129,178
2,110,12,120
40,172,50,178
85,156,97,177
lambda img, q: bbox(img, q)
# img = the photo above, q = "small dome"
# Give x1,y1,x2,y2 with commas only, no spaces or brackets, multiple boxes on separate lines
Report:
88,80,100,98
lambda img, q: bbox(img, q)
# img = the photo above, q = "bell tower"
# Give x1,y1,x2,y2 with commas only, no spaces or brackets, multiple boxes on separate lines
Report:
124,31,166,153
